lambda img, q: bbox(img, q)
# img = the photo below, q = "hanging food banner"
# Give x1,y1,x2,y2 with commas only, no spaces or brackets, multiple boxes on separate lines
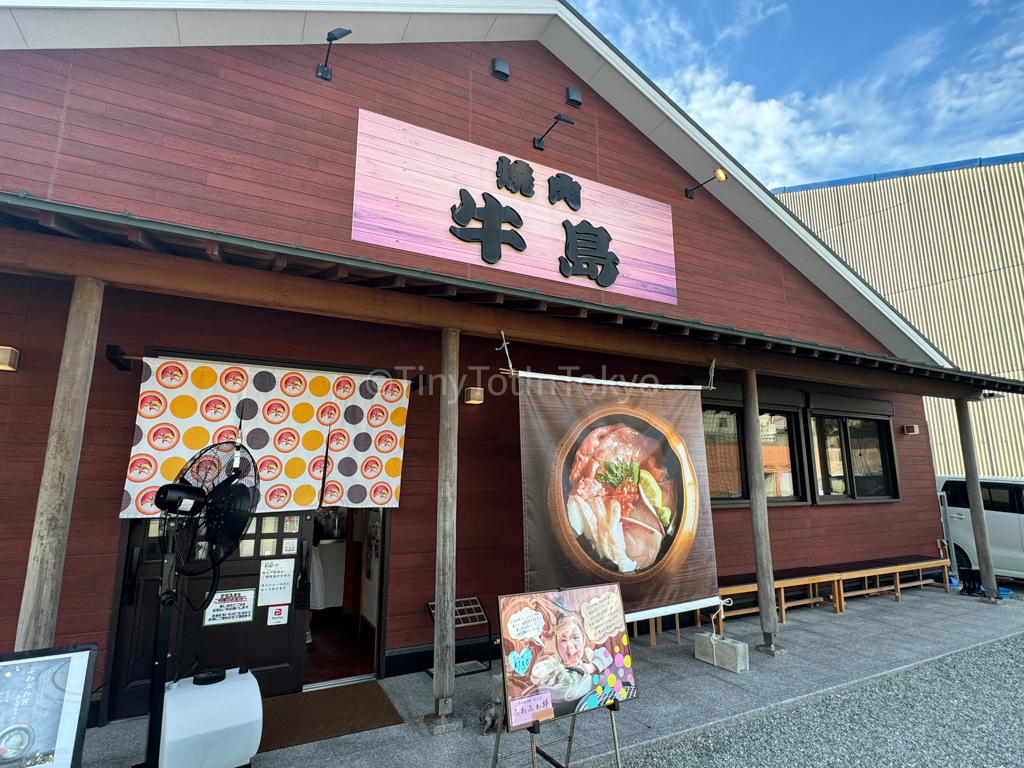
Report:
519,372,718,618
122,358,410,517
498,584,635,731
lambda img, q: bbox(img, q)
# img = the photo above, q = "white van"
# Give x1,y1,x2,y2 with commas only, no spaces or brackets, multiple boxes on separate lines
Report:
936,476,1024,578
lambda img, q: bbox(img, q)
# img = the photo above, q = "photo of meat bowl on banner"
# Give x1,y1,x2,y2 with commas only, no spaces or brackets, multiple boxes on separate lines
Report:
558,409,699,580
498,585,637,731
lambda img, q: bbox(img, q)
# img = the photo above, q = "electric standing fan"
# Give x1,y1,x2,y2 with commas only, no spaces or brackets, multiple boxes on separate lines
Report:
135,441,259,768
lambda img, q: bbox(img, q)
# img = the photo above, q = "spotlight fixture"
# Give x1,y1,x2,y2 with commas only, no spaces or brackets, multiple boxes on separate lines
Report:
685,167,728,199
0,346,19,372
565,86,582,109
464,387,484,405
533,113,575,151
491,57,509,81
316,26,352,81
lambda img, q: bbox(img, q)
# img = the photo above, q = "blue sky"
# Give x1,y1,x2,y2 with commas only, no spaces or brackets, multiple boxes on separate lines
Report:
572,0,1024,188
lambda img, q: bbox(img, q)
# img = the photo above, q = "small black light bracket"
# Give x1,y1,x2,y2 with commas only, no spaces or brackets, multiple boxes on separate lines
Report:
533,113,575,151
565,86,582,109
105,344,141,371
685,167,728,199
316,26,352,81
491,57,509,81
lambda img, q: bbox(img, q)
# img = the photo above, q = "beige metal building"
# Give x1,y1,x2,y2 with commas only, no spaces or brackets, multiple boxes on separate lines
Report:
775,154,1024,477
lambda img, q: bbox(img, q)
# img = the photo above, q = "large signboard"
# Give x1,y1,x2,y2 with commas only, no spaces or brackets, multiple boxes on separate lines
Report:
520,373,718,617
498,584,635,732
123,358,410,517
0,644,97,768
352,110,677,305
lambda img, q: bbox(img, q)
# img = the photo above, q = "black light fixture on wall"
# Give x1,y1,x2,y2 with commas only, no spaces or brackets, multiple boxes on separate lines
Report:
316,27,352,81
685,167,728,199
533,113,574,151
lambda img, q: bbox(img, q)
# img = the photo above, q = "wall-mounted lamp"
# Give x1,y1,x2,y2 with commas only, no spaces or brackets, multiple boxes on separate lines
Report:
902,424,920,435
464,387,484,405
685,167,728,199
316,27,352,81
533,113,575,151
565,86,582,109
491,57,509,81
0,346,19,372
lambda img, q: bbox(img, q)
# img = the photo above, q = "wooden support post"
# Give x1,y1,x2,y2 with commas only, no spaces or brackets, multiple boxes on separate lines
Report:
16,277,105,651
424,328,463,733
742,369,784,654
955,398,1001,603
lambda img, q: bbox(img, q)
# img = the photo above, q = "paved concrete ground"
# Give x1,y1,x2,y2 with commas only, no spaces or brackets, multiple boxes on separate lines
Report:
83,585,1024,768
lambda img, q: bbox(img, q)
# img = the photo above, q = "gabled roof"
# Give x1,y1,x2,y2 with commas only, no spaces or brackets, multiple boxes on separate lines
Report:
0,0,950,366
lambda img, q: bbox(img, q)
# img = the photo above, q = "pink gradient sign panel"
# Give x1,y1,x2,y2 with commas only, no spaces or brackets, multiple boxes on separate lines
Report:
351,110,677,305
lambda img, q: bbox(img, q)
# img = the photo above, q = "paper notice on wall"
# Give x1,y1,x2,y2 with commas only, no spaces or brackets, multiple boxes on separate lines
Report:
258,558,295,607
203,589,255,626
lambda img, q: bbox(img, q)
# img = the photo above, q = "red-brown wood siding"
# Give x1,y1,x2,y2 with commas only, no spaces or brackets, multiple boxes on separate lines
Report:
0,42,890,355
0,275,942,675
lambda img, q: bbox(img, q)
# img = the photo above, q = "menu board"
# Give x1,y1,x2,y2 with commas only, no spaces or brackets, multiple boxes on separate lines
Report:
0,644,97,768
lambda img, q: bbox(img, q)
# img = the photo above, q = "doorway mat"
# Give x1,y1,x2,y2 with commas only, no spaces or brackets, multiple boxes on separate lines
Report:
258,681,403,753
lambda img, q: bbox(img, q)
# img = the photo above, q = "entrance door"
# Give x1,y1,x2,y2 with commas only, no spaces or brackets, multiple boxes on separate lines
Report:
107,511,315,720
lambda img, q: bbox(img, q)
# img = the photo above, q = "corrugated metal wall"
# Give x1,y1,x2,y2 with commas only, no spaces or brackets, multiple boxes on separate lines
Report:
779,161,1024,477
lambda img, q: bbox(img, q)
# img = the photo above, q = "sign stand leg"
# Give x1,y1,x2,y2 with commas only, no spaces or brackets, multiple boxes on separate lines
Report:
528,721,540,768
564,715,576,767
491,699,505,768
608,701,623,768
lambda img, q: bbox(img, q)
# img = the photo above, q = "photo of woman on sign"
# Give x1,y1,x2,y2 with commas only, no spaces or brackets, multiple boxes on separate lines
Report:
498,584,637,731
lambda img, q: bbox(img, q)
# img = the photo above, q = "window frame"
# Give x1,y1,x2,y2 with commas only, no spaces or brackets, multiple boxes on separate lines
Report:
704,404,810,508
806,410,901,504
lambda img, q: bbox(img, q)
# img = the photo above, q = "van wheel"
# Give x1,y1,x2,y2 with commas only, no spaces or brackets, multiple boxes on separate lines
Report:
955,547,971,573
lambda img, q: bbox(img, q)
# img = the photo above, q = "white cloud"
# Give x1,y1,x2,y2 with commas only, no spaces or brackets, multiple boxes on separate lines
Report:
715,0,787,44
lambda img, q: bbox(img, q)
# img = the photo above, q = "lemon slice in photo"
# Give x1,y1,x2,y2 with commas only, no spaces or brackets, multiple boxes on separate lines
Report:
637,469,662,509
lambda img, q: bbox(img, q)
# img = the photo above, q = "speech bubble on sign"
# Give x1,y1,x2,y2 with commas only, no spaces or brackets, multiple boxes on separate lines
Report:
506,606,545,642
580,591,626,645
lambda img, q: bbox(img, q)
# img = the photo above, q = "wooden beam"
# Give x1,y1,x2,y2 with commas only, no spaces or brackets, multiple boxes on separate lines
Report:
38,212,95,241
545,306,586,318
127,228,161,252
205,242,223,262
271,254,288,272
459,292,504,304
0,229,982,400
504,299,548,312
352,274,406,289
15,277,105,651
410,283,458,297
319,264,348,281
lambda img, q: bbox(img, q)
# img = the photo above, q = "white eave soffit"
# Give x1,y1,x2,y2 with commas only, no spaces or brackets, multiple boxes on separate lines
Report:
0,0,950,367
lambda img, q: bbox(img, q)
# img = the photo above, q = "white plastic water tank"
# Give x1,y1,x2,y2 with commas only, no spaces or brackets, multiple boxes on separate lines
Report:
160,668,263,768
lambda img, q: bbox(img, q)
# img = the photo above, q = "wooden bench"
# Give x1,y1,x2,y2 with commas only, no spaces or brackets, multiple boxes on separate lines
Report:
697,555,949,633
836,555,949,611
694,567,842,633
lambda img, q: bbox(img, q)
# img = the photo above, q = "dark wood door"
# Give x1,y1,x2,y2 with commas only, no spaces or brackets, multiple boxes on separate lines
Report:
107,512,314,720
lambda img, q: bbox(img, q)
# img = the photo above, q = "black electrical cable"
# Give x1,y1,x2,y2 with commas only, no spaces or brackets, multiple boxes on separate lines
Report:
91,641,156,694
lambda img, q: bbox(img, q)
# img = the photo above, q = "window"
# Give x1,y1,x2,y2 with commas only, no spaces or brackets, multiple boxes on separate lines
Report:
703,409,743,499
761,412,798,499
810,414,897,500
942,481,968,508
982,485,1014,512
703,408,802,502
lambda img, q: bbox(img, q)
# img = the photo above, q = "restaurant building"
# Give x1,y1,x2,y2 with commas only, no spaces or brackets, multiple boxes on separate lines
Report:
1,0,1021,727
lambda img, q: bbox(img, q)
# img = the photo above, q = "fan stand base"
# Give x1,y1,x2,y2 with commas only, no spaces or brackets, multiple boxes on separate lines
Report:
134,519,178,768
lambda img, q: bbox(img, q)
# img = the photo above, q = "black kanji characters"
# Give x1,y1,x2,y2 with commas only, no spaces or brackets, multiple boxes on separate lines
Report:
496,156,535,197
548,173,581,211
450,188,526,265
559,220,619,287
